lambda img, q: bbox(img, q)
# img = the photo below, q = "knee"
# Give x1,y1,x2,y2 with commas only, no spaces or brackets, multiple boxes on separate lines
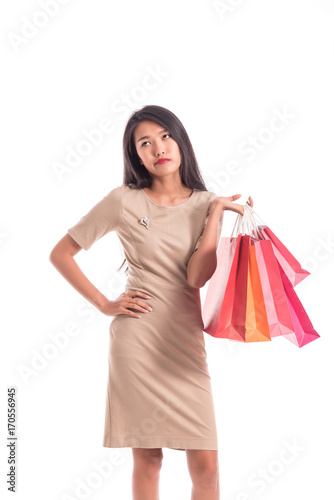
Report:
192,463,219,489
132,448,163,477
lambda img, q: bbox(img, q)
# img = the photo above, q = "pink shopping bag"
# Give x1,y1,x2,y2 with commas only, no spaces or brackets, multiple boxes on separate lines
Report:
254,238,295,339
203,235,239,335
277,261,320,347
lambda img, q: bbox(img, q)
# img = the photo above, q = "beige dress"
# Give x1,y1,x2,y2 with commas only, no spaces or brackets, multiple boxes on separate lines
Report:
67,183,223,450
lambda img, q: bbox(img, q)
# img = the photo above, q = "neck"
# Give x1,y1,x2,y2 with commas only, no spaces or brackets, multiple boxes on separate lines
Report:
147,175,190,196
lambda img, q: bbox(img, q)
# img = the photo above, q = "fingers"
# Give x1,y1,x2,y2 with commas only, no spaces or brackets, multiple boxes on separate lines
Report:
131,298,153,313
231,194,252,207
230,194,253,207
229,194,254,208
247,195,254,208
130,290,151,299
123,291,153,319
123,309,142,319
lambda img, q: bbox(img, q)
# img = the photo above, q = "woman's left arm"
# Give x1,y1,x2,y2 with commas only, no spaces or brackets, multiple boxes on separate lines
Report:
187,194,253,289
186,201,224,289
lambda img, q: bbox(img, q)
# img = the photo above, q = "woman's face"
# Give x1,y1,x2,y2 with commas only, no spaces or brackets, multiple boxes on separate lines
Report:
133,120,182,179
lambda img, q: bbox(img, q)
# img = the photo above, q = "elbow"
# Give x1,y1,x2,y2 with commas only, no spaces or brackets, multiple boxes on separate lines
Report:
187,250,217,288
49,234,80,266
187,274,208,289
187,267,217,289
189,281,206,289
49,244,65,267
49,248,58,266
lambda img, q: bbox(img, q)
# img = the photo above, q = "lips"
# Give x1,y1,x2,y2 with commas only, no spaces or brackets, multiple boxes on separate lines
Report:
155,158,170,165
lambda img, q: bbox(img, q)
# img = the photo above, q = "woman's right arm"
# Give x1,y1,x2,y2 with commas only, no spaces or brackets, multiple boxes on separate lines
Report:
49,234,152,318
49,233,110,313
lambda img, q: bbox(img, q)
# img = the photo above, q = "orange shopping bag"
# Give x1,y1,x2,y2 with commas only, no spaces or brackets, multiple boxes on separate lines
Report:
244,243,271,342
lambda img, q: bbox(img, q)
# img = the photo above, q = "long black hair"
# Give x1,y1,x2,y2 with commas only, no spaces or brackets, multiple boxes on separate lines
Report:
117,104,209,275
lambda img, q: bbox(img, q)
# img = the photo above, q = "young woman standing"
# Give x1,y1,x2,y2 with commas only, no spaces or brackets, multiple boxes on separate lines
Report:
49,104,253,500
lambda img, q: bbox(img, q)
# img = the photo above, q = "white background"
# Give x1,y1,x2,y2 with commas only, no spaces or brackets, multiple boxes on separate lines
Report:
1,0,333,498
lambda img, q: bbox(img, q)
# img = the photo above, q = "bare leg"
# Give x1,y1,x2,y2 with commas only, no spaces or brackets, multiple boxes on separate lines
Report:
186,449,220,500
132,448,163,500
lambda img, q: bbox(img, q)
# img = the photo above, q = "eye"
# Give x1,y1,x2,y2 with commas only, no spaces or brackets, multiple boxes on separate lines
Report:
141,133,171,147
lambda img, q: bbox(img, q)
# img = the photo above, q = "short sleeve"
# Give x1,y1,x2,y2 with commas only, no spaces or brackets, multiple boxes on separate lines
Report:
193,207,224,252
67,185,122,251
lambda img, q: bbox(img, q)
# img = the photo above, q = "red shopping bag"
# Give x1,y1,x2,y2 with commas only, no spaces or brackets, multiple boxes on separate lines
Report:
258,226,310,287
228,234,250,341
247,207,310,287
213,233,245,340
203,209,247,338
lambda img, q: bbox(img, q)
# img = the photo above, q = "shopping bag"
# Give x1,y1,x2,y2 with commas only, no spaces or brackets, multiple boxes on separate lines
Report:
254,238,296,339
203,202,319,347
225,234,250,341
211,235,271,343
247,204,320,347
204,207,271,342
211,233,245,339
202,236,239,335
277,261,320,347
204,203,250,336
246,206,310,287
244,243,271,342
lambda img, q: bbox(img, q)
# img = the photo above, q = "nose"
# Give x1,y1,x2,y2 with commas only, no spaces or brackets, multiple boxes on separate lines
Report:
153,139,165,157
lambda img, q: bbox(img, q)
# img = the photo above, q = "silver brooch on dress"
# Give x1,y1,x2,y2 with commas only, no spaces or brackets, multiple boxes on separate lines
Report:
138,216,151,230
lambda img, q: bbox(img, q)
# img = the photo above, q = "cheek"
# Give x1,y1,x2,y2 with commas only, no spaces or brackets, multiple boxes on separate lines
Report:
171,142,181,158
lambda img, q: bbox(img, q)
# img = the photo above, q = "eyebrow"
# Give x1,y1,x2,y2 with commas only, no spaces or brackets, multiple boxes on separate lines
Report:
137,128,169,143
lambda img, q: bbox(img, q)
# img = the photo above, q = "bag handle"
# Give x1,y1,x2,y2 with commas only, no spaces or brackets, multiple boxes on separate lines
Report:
231,209,247,238
244,203,267,227
243,205,254,235
229,199,269,241
244,204,266,240
230,204,252,239
230,203,264,241
243,205,261,240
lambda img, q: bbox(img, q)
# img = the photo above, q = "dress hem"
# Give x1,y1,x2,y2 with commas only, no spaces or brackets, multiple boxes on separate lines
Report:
103,436,218,451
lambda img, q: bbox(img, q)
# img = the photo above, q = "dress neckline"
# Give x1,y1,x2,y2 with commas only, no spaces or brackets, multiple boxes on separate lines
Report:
140,188,195,208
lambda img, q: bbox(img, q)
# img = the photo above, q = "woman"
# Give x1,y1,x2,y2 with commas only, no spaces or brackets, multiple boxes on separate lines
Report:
49,104,253,500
